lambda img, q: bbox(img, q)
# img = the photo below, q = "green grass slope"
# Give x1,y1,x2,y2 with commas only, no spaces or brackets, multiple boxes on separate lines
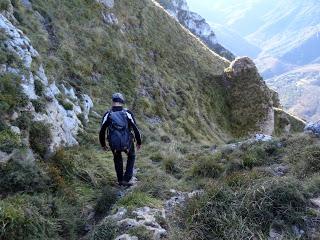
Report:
168,134,320,240
3,0,233,144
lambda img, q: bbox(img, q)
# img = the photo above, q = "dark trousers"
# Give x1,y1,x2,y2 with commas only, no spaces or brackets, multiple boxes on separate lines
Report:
113,143,136,183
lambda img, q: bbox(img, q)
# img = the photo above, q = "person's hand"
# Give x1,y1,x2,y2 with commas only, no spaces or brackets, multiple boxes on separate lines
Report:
137,144,141,151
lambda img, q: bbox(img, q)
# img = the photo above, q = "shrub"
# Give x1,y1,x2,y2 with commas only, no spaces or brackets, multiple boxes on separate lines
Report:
0,0,10,11
0,129,21,153
29,121,52,158
176,178,309,239
94,187,118,216
49,149,76,177
15,112,32,130
191,155,224,178
163,154,178,174
0,196,59,240
0,157,49,193
31,99,46,113
150,151,164,162
91,220,118,240
294,145,320,177
56,94,74,110
34,79,45,97
0,74,28,113
242,145,267,168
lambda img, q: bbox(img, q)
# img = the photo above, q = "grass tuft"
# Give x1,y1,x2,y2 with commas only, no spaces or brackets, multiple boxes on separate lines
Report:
117,191,162,210
29,121,52,158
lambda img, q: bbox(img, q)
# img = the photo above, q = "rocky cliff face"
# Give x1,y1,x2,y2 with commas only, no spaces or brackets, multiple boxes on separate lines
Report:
156,0,235,61
0,13,93,157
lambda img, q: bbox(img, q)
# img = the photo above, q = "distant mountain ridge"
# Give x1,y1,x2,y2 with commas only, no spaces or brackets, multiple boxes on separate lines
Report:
156,0,235,61
188,0,320,77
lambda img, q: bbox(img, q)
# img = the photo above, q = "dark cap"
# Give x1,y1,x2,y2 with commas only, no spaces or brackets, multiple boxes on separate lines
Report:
112,92,125,103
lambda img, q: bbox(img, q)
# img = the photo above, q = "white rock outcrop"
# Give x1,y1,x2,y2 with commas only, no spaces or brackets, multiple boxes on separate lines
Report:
165,189,204,214
102,12,118,25
0,14,93,153
105,189,203,240
0,15,39,69
162,0,216,41
0,151,14,164
92,169,203,240
115,234,138,240
96,0,114,8
157,0,234,60
109,206,167,240
82,94,94,123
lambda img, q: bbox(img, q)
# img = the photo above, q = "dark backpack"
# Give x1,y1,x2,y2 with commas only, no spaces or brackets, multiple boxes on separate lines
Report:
107,110,131,152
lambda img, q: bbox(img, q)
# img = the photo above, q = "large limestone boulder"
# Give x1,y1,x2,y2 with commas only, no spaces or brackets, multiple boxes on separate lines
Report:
225,57,275,137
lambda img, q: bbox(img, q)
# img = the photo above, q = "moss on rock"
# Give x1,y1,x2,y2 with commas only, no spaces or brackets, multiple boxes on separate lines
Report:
225,57,274,137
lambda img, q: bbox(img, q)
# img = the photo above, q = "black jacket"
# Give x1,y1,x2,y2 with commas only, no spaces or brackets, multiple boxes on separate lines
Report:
99,106,142,148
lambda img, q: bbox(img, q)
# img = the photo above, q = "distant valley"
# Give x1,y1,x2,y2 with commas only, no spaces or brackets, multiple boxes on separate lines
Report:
187,0,320,121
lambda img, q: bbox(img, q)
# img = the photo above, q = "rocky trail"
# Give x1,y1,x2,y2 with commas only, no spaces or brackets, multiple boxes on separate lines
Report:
83,167,203,240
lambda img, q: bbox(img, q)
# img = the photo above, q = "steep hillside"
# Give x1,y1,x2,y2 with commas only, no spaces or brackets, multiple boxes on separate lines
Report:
0,0,285,150
0,0,309,240
0,0,234,146
156,0,235,61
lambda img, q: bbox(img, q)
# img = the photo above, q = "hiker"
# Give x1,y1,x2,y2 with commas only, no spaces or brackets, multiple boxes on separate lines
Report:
99,93,142,187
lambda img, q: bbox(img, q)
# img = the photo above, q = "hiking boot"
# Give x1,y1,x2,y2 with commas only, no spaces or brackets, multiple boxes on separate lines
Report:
120,181,133,187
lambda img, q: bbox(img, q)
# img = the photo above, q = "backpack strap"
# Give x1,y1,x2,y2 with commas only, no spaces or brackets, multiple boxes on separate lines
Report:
101,110,111,126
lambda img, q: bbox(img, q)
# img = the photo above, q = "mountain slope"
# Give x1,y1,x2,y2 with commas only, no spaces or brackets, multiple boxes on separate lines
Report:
0,0,308,239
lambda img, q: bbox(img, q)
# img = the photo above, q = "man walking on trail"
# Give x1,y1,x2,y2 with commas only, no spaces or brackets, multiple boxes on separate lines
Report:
99,93,142,187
